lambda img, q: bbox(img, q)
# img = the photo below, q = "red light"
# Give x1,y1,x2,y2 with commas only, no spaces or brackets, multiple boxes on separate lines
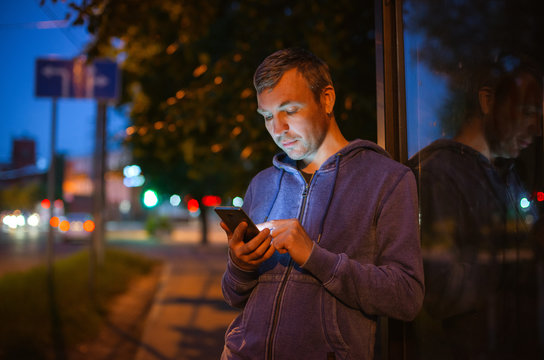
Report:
537,192,544,202
54,199,64,209
202,195,221,207
187,199,199,212
41,199,51,209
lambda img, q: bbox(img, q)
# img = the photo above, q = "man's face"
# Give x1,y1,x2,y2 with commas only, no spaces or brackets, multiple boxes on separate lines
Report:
257,68,330,165
487,72,542,159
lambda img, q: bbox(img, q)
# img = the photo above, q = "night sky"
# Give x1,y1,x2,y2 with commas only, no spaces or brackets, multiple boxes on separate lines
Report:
0,0,127,168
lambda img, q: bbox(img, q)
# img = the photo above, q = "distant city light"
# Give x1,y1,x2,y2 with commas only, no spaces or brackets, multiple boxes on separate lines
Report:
27,213,40,227
170,194,181,207
59,220,70,232
202,195,221,207
123,165,141,177
232,197,244,207
3,215,18,229
14,211,25,227
537,191,544,202
50,216,60,228
520,197,530,209
119,200,131,214
41,199,51,209
123,176,145,187
123,165,145,187
143,190,159,208
187,199,199,213
83,220,95,232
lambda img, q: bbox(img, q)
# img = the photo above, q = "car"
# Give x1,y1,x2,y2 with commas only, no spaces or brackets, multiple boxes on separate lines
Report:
59,212,95,241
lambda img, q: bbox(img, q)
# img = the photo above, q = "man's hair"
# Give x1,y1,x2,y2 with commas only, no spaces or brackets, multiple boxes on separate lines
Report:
253,48,333,103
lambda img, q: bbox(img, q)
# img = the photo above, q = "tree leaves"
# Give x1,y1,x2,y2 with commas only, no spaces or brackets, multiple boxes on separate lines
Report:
60,0,377,198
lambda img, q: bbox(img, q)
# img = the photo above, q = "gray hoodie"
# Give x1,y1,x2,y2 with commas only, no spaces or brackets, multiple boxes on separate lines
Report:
221,139,424,360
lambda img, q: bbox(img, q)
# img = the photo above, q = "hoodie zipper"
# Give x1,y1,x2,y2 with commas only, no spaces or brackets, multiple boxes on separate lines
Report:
265,175,312,360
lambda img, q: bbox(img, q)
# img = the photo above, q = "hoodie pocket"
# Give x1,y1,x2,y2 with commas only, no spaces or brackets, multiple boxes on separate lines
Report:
321,290,350,357
225,280,276,356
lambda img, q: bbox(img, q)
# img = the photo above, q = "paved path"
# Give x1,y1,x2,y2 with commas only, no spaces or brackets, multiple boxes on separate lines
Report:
129,244,239,360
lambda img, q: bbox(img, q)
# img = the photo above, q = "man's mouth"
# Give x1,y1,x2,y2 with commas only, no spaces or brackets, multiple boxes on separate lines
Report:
517,137,532,149
281,139,297,148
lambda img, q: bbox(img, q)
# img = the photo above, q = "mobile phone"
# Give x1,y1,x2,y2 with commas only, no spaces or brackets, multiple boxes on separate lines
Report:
214,206,260,242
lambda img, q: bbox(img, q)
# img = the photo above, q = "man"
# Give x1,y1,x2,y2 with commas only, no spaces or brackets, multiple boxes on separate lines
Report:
220,48,424,360
407,58,542,359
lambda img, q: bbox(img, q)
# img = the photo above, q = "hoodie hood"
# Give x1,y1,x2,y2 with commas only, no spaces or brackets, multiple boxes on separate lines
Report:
264,139,393,240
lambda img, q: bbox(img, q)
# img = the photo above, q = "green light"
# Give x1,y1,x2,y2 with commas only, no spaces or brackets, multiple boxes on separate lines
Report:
232,196,244,207
520,197,530,209
143,190,159,208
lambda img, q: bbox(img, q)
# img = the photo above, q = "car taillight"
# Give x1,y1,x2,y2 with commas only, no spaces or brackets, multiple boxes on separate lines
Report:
50,216,60,227
59,220,70,232
83,220,95,232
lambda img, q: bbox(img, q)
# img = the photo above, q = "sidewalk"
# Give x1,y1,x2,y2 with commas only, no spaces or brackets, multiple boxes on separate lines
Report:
132,243,239,360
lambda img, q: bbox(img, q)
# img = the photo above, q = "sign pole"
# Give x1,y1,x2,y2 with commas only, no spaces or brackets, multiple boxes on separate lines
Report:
91,101,107,267
89,101,107,296
46,97,58,275
36,57,119,282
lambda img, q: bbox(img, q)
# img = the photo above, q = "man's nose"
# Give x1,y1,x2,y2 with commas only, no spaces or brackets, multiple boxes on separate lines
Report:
272,114,289,136
526,111,542,136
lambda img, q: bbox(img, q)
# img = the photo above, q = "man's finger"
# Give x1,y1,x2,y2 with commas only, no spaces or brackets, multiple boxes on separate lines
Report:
244,227,271,252
220,221,232,236
230,221,248,245
256,221,275,231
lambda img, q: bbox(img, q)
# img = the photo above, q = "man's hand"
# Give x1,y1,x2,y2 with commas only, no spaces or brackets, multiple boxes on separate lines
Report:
258,219,314,266
221,221,275,271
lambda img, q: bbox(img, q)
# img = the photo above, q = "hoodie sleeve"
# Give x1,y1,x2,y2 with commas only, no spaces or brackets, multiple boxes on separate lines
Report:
221,179,260,309
302,170,424,321
221,254,260,309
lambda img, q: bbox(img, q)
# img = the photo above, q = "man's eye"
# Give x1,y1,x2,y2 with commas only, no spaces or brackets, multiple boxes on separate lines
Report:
264,114,273,121
286,108,298,115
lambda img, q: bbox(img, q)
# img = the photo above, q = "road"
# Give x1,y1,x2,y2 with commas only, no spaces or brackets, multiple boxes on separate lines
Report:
0,217,228,277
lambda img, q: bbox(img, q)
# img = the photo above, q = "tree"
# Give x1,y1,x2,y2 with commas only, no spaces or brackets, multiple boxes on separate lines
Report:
51,0,377,243
0,181,45,211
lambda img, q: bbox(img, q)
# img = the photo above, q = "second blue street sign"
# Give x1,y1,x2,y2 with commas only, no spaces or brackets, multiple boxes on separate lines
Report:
35,57,119,100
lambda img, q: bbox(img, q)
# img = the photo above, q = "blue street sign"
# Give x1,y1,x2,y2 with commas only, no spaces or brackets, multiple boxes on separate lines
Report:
35,58,73,98
35,57,119,100
92,61,120,100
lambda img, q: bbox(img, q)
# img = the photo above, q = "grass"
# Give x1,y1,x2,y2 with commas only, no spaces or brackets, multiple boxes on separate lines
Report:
0,248,160,360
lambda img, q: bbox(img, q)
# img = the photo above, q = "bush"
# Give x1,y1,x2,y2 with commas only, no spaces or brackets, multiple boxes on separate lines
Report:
0,248,160,360
145,214,172,235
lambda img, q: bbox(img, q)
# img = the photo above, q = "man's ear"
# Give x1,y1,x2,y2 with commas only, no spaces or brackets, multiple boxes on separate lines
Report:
479,86,494,115
321,85,336,115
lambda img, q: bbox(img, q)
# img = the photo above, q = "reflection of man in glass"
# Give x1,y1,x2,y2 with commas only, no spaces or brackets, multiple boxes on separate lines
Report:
408,58,543,359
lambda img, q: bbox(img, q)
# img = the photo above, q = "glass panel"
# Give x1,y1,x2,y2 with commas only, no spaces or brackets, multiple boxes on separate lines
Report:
402,1,544,359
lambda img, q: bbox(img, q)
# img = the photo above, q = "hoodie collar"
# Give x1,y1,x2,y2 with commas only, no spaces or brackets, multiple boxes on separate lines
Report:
272,139,390,173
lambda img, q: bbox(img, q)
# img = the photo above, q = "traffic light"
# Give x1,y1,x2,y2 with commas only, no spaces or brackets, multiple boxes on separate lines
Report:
187,198,199,213
41,199,51,209
202,195,221,207
143,189,159,208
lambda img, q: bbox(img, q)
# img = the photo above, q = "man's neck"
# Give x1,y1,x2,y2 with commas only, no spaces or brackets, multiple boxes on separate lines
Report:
454,117,492,160
300,125,348,173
